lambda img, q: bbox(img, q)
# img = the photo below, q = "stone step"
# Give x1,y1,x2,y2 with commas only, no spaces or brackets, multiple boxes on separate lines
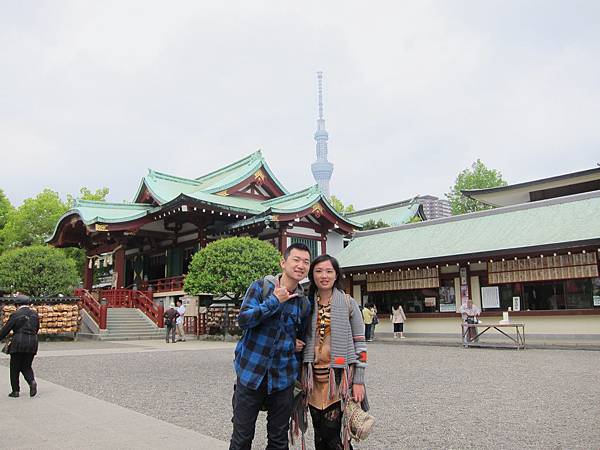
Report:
91,308,165,340
100,332,166,341
107,327,157,332
107,319,154,324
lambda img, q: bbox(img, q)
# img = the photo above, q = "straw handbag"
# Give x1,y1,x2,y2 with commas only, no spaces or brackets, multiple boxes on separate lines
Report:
345,399,375,441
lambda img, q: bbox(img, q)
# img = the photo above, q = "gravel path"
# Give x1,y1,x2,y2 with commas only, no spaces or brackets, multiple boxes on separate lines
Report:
2,341,599,449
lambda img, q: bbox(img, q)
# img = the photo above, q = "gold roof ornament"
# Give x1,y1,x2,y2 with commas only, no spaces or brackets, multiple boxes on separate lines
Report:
312,203,324,218
254,169,265,186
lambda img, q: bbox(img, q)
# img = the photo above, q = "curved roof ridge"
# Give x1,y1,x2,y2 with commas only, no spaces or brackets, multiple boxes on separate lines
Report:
347,196,416,217
74,199,151,209
195,150,262,183
262,184,320,206
147,169,204,186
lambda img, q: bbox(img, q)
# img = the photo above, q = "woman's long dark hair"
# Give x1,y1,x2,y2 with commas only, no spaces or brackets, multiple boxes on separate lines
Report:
308,254,344,300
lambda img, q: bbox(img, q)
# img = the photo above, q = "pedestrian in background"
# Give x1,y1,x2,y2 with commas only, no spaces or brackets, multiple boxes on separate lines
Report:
175,299,186,342
0,295,39,398
370,304,379,340
390,303,407,339
163,306,179,343
362,303,374,342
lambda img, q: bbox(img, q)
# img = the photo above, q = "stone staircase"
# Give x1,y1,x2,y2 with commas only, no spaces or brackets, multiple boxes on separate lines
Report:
102,308,165,341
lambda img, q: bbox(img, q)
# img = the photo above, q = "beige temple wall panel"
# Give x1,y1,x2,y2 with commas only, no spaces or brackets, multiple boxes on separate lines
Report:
454,277,460,311
482,315,600,335
404,315,600,336
405,317,463,335
352,285,362,305
470,276,481,308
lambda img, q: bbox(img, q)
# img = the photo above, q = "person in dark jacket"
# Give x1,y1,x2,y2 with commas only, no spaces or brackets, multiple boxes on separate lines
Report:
163,306,179,343
0,294,39,398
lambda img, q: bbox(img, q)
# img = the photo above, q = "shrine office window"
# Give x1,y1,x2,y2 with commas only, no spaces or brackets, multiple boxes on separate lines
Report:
290,237,318,261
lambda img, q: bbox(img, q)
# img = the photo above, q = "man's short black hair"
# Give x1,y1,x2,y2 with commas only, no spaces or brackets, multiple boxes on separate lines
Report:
283,243,311,260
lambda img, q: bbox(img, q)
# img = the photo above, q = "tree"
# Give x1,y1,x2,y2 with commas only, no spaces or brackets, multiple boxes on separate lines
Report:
0,189,13,230
329,195,355,215
361,219,390,230
446,160,507,215
0,189,14,251
184,237,281,300
1,189,68,249
0,245,79,296
66,186,109,207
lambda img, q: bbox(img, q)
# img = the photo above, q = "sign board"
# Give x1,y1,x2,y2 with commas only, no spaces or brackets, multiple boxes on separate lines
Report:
424,297,436,307
439,286,456,312
182,296,198,316
512,296,521,311
481,286,500,309
594,296,600,307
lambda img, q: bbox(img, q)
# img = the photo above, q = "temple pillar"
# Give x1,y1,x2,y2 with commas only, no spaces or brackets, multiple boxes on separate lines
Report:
278,227,287,254
198,227,207,249
114,247,126,289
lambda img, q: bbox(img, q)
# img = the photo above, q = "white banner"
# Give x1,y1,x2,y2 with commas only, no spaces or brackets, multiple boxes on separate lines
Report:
481,286,500,309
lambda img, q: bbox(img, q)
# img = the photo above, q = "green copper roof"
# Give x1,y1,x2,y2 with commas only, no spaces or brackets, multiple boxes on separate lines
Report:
49,154,360,245
68,200,154,224
183,191,264,214
337,191,600,269
47,200,155,244
135,150,289,204
347,199,422,226
195,150,288,194
140,170,203,203
263,185,361,226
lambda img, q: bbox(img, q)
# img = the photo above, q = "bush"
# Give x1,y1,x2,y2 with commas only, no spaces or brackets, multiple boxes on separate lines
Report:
0,245,79,296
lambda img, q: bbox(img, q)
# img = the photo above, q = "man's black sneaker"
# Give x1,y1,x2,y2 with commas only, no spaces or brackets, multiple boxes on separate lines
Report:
8,391,19,398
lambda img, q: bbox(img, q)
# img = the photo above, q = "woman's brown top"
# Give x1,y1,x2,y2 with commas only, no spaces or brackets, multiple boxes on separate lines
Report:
308,301,340,410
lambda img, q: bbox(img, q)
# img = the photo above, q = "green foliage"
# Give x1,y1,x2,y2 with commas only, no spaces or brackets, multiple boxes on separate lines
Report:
0,189,13,230
0,186,109,280
1,189,68,249
329,195,355,215
445,160,507,215
64,187,110,278
0,245,79,296
66,186,109,207
184,237,281,300
361,219,390,230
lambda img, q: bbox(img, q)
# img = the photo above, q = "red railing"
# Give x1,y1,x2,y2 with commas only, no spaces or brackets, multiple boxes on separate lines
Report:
100,289,164,328
140,275,185,293
74,288,107,330
132,290,164,328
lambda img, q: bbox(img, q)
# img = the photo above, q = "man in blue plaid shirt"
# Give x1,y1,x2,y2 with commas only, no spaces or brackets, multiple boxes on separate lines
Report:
230,243,312,450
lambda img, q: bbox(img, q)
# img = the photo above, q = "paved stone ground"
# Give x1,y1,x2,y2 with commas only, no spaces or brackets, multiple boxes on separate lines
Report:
2,340,600,449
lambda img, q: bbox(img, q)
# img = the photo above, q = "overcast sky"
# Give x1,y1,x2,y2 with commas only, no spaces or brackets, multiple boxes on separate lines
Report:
2,1,599,210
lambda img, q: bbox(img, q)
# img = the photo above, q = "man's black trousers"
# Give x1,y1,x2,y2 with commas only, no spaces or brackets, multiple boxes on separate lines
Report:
10,352,35,393
229,377,294,450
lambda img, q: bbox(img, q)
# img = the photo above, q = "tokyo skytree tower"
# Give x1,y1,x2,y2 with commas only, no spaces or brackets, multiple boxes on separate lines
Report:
311,71,334,197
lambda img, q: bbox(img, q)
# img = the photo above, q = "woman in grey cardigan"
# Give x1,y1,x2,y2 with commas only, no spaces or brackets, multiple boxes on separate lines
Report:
301,254,368,450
